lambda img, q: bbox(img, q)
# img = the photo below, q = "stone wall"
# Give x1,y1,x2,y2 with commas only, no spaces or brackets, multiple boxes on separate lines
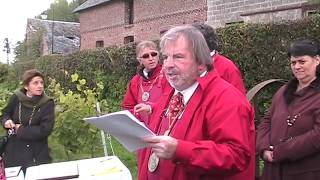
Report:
207,0,308,27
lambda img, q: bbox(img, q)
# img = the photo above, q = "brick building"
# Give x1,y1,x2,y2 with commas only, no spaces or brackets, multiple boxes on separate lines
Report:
74,0,319,49
207,0,318,27
74,0,207,49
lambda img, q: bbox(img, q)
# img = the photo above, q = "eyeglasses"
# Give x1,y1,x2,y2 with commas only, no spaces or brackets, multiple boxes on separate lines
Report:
140,51,158,59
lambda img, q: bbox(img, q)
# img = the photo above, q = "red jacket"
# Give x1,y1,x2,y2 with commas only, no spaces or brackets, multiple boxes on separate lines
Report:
213,53,246,94
139,70,255,180
122,65,167,124
122,65,169,176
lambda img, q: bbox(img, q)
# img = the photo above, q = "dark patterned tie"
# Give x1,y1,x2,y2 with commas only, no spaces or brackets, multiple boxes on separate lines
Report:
166,92,184,135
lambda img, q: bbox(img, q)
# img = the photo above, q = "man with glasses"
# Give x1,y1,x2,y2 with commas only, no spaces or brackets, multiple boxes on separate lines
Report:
139,25,255,180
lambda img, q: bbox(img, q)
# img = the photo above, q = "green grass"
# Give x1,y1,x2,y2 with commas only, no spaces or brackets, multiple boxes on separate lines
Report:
49,135,137,179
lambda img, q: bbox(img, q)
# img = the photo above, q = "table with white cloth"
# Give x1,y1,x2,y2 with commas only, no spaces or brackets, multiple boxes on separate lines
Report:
5,166,24,180
24,156,132,180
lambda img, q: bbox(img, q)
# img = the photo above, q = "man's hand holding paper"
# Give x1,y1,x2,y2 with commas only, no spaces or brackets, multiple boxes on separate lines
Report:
84,110,155,152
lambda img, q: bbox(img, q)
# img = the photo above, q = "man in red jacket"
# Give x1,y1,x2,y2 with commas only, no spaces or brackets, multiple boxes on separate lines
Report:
192,22,246,94
140,25,255,180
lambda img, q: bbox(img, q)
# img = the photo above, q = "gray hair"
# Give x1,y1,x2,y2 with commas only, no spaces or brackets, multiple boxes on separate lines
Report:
136,40,158,56
160,25,212,71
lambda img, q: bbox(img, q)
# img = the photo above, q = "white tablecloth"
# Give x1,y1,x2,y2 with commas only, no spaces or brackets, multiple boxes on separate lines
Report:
5,166,24,180
24,156,132,180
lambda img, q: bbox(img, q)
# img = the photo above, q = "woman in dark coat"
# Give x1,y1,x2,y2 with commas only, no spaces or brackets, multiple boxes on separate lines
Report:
1,69,55,173
257,39,320,180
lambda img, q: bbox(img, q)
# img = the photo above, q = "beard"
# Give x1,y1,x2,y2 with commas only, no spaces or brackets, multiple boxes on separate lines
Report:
165,69,198,91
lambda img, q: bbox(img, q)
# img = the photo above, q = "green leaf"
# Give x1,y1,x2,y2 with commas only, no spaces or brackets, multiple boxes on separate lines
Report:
76,84,81,91
79,79,86,85
71,73,79,82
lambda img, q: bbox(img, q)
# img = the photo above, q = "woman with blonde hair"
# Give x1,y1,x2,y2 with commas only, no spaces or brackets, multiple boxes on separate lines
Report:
122,40,167,124
122,41,169,176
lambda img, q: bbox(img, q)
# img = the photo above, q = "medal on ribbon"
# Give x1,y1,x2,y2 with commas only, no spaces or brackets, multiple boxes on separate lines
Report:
148,152,159,172
142,92,150,102
140,74,160,102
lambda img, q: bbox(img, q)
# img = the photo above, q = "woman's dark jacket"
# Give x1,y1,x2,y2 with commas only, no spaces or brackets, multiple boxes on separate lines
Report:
0,89,55,169
257,78,320,180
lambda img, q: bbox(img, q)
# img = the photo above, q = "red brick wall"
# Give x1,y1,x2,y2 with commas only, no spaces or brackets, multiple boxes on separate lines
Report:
79,0,207,50
79,1,125,32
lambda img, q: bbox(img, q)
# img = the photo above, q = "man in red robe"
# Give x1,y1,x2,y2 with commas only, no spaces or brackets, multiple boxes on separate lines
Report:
192,22,246,94
139,25,255,180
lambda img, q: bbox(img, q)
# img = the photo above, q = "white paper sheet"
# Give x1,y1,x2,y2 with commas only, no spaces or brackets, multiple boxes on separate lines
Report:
25,161,79,180
84,110,155,152
25,156,132,180
5,166,22,178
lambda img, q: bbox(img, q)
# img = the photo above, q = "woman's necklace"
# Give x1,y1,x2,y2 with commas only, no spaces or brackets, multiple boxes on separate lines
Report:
19,103,36,125
140,75,160,102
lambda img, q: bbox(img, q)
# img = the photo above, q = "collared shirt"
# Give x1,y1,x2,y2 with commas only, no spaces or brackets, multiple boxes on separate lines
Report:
174,82,198,106
173,71,207,106
210,50,216,57
143,69,149,79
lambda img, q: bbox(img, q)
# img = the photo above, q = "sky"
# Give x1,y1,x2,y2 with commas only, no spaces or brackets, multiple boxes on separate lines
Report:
0,0,72,64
